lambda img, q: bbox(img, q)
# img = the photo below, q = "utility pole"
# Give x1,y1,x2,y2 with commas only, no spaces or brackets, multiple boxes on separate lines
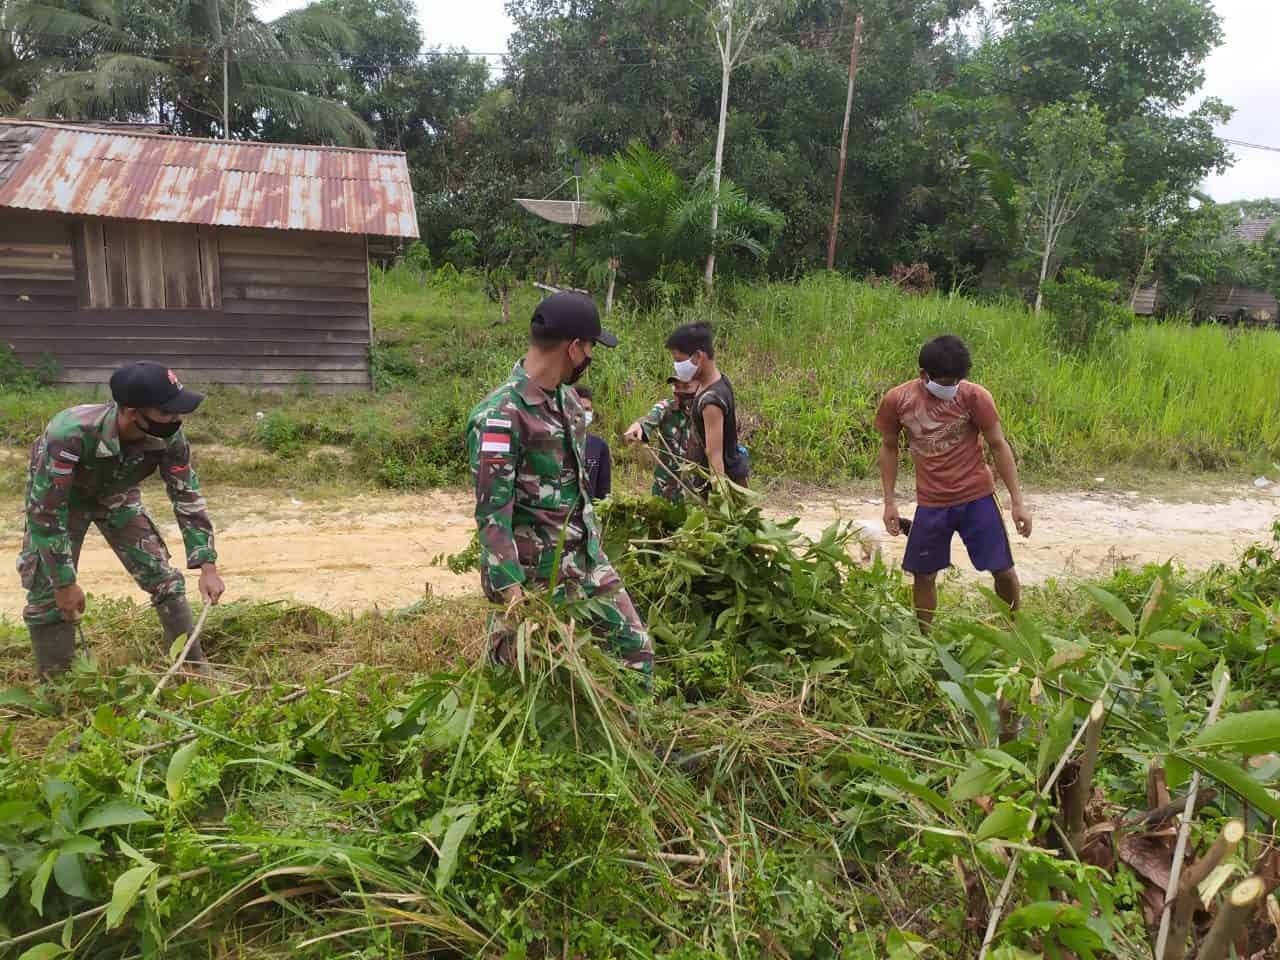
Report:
826,13,864,271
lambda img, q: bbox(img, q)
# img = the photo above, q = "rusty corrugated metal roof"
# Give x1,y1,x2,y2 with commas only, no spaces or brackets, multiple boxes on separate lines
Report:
1231,217,1278,245
0,119,418,238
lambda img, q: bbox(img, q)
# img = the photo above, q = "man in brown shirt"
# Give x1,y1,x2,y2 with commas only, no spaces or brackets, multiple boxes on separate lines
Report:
876,334,1032,629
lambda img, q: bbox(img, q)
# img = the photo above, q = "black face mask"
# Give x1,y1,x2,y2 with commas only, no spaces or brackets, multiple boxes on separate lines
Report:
137,412,182,438
566,349,592,386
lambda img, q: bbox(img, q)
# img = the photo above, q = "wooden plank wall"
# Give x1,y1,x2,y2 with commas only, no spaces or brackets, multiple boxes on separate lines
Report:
0,215,371,390
1203,286,1279,326
0,212,77,315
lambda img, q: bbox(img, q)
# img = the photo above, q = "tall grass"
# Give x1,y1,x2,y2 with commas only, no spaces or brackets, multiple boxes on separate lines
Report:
2,268,1278,490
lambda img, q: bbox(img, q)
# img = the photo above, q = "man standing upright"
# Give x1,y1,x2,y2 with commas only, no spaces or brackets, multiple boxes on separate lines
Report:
876,335,1031,629
17,362,225,676
665,322,750,488
465,292,653,676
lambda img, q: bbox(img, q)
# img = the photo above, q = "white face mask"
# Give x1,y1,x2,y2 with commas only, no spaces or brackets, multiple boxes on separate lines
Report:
925,379,960,401
583,411,594,427
673,357,699,382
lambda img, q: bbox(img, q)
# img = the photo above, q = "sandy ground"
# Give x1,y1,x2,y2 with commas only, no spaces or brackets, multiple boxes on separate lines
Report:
0,479,1277,617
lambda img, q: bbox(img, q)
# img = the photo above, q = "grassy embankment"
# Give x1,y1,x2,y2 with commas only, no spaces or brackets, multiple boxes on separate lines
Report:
2,268,1280,498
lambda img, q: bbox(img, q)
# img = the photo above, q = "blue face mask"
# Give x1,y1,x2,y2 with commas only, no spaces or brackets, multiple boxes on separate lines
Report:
925,379,960,401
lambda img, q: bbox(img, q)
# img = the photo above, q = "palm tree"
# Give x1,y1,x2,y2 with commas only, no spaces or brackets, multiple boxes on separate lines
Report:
586,142,784,302
7,0,373,145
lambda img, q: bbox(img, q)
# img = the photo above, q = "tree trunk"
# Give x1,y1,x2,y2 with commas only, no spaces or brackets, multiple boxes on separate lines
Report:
222,44,230,140
826,15,864,270
703,15,733,297
605,258,619,314
1034,241,1051,315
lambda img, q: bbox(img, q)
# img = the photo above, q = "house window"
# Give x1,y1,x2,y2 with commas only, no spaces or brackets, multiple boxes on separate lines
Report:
77,220,220,309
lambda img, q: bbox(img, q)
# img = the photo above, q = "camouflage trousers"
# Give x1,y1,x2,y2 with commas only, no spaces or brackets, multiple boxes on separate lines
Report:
17,490,184,626
487,552,653,677
651,467,684,504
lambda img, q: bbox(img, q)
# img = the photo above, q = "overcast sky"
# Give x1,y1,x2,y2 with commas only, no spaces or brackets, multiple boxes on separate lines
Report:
269,0,1278,201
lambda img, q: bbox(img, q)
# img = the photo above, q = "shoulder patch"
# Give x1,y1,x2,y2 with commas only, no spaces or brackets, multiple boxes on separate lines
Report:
55,450,80,463
481,433,512,454
486,417,513,430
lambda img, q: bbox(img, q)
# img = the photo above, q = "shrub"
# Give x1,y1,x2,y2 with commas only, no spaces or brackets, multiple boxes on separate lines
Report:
0,344,58,392
1041,268,1131,351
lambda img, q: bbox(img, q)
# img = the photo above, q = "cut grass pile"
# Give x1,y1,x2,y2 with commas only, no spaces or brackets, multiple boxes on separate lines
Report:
3,270,1280,495
2,495,1278,958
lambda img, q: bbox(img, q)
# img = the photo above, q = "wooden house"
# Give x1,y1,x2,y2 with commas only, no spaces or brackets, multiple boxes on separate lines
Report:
1202,217,1279,327
0,119,418,390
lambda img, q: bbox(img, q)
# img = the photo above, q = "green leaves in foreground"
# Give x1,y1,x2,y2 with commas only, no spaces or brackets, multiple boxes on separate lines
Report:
1190,709,1280,755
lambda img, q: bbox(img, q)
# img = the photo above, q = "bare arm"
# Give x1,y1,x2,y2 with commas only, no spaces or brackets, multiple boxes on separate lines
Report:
702,403,726,476
878,428,902,536
983,421,1032,537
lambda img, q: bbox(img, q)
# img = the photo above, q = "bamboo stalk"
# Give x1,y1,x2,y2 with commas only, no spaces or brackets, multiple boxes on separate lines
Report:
1154,669,1231,960
1163,819,1245,960
1196,876,1264,960
978,698,1106,960
1066,697,1106,848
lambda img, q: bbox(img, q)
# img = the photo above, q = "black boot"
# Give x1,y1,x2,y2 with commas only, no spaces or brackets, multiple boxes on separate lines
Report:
29,622,76,677
155,595,209,672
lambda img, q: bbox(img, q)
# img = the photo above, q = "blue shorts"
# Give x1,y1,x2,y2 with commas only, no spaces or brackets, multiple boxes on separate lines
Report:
903,495,1014,576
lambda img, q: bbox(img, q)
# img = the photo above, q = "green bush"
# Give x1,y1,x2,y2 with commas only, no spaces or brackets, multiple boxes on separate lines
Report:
0,344,58,392
1041,268,1132,351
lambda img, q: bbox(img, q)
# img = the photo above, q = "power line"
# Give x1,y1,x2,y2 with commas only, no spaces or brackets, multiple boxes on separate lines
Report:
1223,138,1280,154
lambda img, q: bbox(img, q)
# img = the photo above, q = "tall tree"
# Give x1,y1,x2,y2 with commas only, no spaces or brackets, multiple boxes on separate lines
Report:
697,0,774,294
1020,99,1122,313
9,0,373,144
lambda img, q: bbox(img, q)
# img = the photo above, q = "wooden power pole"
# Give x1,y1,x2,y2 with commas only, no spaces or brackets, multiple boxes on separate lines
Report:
826,14,864,270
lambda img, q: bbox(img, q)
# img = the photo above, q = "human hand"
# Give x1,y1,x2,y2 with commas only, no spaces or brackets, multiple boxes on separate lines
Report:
54,583,86,622
1011,502,1032,538
623,422,644,444
199,564,226,604
883,503,902,537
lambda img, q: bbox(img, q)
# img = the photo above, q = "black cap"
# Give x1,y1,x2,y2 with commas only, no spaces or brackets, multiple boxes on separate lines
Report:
530,292,617,348
109,362,204,414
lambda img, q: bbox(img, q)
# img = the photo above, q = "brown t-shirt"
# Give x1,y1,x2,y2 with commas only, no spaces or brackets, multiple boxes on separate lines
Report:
875,379,999,507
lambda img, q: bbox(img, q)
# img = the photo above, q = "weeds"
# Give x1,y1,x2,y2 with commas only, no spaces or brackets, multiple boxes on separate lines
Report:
2,497,1278,957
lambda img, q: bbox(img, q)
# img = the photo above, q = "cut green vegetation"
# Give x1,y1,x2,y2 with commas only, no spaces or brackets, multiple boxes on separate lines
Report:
1,495,1278,958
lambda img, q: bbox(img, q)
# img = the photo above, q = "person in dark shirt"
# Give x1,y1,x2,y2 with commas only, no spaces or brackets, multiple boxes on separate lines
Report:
574,386,612,500
666,322,749,487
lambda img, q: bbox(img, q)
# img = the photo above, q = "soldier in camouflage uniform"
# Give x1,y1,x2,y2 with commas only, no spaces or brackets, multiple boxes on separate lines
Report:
16,362,225,676
465,292,653,676
625,377,698,502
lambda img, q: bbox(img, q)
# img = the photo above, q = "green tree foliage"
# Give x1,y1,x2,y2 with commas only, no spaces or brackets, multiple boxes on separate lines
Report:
1020,99,1123,313
584,141,784,291
7,0,372,143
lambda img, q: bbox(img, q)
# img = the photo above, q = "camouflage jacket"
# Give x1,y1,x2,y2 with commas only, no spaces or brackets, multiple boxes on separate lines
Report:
24,403,217,587
466,361,605,595
638,398,692,501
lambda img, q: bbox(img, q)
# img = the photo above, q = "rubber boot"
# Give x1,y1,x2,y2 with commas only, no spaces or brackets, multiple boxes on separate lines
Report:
155,595,209,673
29,622,77,678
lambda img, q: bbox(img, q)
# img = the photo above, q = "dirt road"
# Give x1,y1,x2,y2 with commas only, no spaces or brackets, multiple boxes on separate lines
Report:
1,482,1276,617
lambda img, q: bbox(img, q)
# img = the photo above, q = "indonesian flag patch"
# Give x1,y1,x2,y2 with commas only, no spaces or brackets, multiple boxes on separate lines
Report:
480,432,511,454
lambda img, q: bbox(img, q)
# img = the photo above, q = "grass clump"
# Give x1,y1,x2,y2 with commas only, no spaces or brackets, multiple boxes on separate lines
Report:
3,502,1279,958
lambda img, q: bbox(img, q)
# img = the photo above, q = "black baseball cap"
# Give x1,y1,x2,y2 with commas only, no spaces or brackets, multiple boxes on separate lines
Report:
109,362,204,414
530,292,618,347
